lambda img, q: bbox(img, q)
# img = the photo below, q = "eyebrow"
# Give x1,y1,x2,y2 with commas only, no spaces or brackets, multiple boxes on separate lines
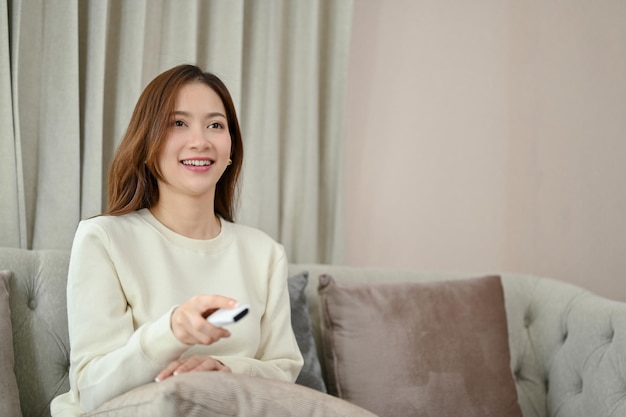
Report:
172,110,227,119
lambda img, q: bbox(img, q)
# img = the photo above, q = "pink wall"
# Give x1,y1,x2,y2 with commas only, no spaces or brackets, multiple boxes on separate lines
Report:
343,0,626,300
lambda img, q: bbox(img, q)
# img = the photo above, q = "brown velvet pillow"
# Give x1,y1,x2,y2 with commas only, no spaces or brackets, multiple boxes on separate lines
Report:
318,274,523,417
0,270,23,417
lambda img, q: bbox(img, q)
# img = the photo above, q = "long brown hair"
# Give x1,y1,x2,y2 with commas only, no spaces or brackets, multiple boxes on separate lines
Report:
105,64,243,222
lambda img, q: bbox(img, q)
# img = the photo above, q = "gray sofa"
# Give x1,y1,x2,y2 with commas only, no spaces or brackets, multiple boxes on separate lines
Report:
2,246,626,417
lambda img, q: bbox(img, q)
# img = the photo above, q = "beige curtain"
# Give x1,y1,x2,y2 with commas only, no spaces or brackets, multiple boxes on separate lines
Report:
0,0,353,264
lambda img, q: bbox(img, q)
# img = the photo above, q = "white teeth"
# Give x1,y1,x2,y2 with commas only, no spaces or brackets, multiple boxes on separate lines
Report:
182,160,213,166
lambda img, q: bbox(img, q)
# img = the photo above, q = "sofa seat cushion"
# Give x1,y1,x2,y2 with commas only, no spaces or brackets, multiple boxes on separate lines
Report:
318,274,523,417
0,270,23,417
83,371,376,417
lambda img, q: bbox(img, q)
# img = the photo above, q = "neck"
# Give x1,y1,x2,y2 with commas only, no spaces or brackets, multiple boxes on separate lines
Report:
150,195,221,240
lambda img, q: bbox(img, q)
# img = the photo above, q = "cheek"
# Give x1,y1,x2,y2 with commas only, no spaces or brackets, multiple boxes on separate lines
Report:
159,138,180,163
155,145,178,178
223,134,233,155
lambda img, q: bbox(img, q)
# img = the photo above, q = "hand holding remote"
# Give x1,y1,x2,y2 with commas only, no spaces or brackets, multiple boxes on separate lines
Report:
171,295,236,345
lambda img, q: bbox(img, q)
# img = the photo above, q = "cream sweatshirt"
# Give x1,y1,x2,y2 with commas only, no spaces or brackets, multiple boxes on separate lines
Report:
51,209,303,416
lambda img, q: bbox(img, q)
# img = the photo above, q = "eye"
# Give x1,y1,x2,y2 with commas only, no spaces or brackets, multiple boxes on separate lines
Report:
208,122,224,129
173,120,185,127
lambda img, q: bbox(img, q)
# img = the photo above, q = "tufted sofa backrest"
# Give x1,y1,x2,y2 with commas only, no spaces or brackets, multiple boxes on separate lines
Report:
3,248,626,417
1,248,71,417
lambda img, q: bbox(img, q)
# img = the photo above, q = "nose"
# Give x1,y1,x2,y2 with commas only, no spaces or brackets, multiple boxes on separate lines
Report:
189,126,211,150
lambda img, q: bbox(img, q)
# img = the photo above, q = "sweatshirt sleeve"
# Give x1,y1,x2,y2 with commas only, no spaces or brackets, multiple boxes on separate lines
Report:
216,248,304,381
66,221,189,412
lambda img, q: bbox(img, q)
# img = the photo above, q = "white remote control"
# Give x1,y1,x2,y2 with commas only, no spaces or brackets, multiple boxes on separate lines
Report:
207,304,250,327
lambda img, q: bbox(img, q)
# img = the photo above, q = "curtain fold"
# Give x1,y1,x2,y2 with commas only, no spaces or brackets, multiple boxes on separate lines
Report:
5,0,81,249
0,0,21,248
0,0,353,264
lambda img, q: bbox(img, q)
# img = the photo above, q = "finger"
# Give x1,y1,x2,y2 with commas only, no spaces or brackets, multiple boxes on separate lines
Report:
171,295,236,345
173,355,205,376
155,360,183,382
173,321,230,345
189,322,231,345
217,361,231,373
195,295,238,318
187,357,228,373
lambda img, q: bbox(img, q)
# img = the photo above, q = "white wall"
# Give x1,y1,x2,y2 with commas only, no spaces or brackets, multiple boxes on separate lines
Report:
343,0,626,300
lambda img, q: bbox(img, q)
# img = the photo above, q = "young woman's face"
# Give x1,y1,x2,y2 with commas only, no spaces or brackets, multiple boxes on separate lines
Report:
157,82,232,200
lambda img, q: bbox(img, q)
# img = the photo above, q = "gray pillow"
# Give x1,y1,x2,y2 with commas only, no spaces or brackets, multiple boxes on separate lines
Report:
288,271,327,392
84,371,376,417
0,270,23,417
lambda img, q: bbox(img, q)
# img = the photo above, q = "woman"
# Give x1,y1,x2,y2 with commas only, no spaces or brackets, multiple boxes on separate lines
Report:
51,64,303,416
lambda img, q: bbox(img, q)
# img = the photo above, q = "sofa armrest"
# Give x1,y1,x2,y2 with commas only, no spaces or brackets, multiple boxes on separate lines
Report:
502,275,626,417
0,247,71,417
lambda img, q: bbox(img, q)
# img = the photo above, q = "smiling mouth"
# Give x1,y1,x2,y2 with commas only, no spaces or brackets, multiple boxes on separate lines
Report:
181,160,214,167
